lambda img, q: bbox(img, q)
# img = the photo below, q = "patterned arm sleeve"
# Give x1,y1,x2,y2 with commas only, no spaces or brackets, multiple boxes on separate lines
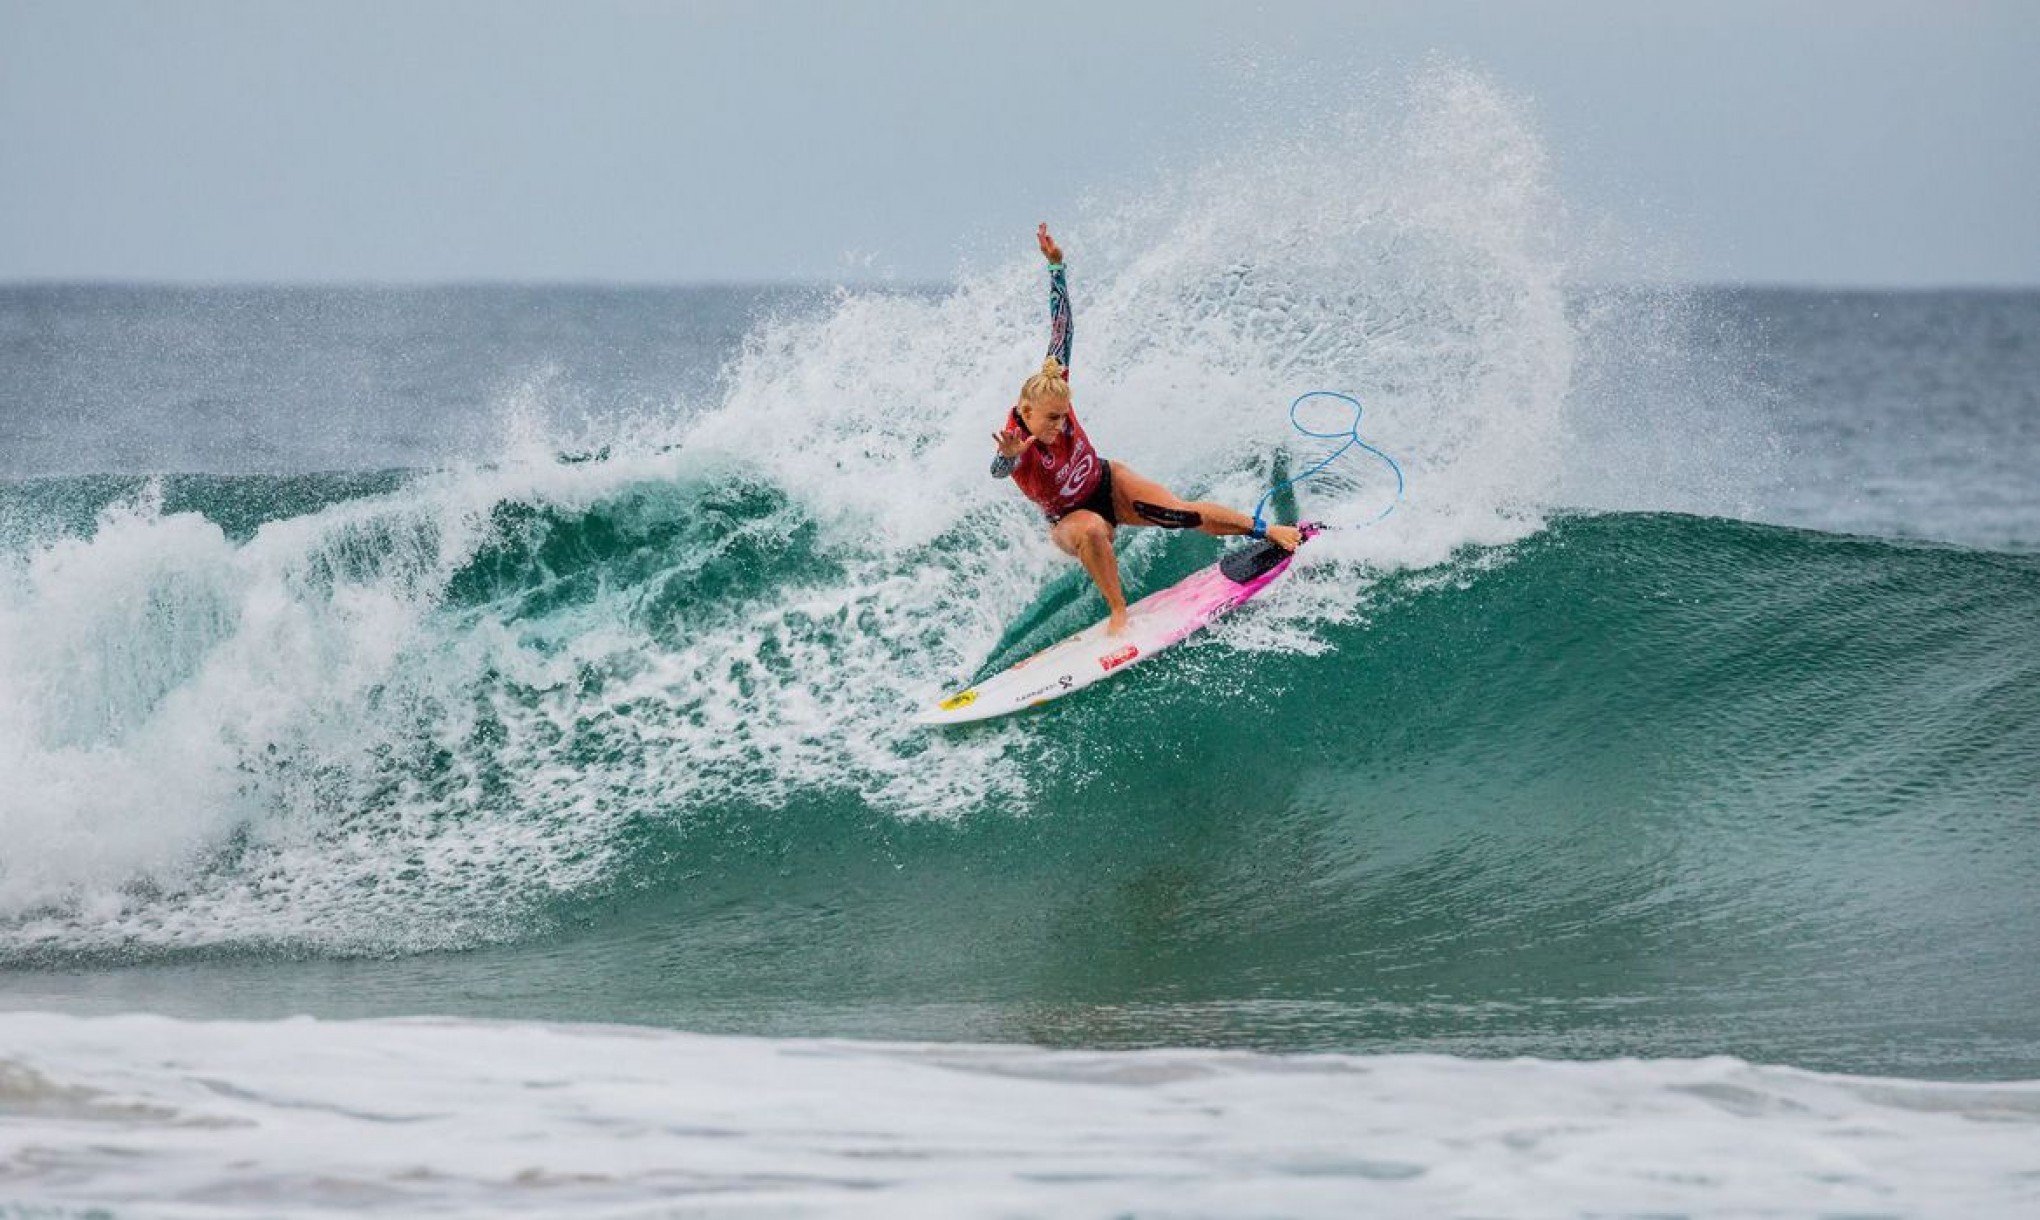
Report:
1046,262,1071,372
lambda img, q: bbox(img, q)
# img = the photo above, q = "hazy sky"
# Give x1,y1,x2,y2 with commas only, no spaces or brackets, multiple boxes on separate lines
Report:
3,0,2035,286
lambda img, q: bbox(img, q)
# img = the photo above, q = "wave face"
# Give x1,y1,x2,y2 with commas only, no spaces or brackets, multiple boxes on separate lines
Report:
1,68,2035,1078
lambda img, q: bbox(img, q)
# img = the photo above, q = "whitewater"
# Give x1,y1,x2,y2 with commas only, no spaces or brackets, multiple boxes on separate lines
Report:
2,1012,2036,1217
4,66,2038,1216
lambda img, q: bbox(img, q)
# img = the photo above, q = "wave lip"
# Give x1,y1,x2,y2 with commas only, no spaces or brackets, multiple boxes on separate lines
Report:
1,1011,2035,1218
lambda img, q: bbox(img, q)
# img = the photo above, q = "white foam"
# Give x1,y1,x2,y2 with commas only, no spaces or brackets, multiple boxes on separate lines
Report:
1,1011,2033,1218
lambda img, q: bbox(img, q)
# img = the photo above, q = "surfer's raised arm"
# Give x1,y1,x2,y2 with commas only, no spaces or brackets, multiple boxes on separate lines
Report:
1040,222,1070,373
991,223,1071,479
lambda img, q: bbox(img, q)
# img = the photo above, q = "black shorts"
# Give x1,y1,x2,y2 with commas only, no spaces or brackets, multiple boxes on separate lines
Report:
1046,459,1116,526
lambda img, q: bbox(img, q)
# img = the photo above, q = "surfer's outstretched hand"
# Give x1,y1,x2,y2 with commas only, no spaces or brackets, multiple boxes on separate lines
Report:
1037,223,1062,264
993,425,1034,457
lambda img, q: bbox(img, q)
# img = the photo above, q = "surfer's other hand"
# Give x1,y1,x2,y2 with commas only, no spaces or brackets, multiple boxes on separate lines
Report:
1037,223,1063,264
993,427,1034,457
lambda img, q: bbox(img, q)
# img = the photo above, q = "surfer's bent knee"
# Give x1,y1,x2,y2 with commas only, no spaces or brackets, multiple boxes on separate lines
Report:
1052,511,1111,551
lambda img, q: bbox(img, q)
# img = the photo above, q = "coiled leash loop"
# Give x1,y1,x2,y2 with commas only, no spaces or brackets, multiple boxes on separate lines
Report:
1250,390,1404,536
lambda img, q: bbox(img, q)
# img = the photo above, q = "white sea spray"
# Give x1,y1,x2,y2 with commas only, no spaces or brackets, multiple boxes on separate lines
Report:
2,65,1610,956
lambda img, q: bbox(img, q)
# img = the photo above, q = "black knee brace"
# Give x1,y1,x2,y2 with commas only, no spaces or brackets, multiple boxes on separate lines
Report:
1132,500,1202,529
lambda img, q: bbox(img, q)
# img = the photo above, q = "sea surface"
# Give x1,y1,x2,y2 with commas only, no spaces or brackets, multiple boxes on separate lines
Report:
4,91,2039,1216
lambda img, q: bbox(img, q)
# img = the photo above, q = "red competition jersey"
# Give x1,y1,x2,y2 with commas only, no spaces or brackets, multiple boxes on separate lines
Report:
1006,406,1104,517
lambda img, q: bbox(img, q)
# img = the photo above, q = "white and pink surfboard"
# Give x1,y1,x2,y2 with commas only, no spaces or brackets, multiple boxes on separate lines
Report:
914,531,1312,726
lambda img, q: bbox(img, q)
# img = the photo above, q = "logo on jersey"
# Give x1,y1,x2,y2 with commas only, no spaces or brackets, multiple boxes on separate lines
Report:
1055,452,1097,501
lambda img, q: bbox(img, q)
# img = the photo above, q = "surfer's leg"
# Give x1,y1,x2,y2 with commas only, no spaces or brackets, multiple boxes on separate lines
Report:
1050,510,1131,634
1108,464,1302,551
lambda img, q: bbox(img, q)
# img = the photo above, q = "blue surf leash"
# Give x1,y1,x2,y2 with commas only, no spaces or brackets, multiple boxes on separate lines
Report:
1251,390,1404,537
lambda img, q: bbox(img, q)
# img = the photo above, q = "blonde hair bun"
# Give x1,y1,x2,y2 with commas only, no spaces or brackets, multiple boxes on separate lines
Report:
1020,356,1071,405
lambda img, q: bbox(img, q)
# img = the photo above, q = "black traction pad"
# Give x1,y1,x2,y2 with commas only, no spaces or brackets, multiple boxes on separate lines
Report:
1219,539,1290,584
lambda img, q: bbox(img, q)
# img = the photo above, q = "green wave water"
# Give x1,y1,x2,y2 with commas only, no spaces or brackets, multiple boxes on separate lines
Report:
4,467,2034,1078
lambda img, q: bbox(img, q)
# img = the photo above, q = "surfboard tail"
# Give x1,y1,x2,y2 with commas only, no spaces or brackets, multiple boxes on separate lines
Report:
1219,522,1318,585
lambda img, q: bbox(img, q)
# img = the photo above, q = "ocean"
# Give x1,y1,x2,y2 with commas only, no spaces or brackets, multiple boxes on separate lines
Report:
4,99,2039,1215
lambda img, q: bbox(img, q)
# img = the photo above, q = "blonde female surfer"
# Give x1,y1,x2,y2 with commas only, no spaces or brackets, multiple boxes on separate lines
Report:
992,224,1300,635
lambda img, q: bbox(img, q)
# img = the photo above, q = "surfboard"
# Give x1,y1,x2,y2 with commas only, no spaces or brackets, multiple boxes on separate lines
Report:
914,528,1315,726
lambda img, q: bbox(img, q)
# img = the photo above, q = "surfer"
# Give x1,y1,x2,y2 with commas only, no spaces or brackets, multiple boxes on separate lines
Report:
992,224,1301,635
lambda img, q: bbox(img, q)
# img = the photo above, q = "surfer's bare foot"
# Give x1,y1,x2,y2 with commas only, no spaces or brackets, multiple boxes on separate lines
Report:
1266,524,1302,551
1107,611,1131,636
